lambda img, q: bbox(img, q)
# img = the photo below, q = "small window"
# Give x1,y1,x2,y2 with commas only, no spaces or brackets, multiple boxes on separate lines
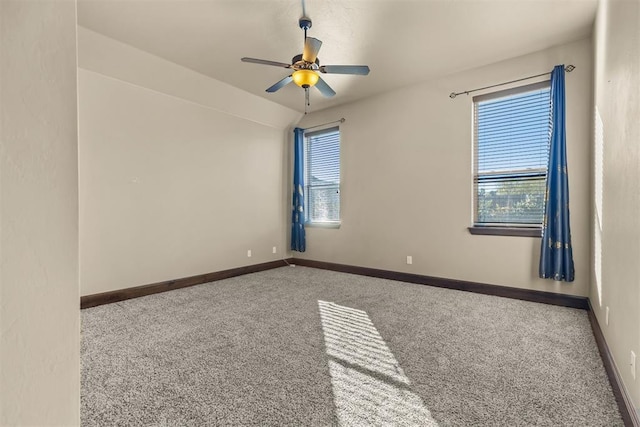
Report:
304,126,341,225
471,81,550,236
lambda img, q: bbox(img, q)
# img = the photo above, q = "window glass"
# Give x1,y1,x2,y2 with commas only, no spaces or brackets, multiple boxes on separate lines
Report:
473,82,550,228
304,127,340,224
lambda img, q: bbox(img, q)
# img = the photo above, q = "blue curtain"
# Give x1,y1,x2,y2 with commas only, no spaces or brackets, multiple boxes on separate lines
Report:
291,127,306,252
539,65,574,281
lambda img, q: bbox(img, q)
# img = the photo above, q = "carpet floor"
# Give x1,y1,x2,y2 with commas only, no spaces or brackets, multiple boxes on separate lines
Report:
81,266,622,426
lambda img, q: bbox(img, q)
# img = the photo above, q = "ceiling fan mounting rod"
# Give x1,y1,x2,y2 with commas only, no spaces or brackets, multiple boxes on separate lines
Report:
299,16,312,40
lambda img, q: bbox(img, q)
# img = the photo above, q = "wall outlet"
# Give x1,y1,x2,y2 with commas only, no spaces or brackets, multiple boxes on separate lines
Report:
272,246,277,254
631,351,636,380
406,255,413,265
247,249,252,258
605,306,610,326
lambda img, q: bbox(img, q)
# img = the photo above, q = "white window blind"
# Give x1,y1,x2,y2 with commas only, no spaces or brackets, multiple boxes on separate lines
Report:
473,81,551,227
304,126,340,224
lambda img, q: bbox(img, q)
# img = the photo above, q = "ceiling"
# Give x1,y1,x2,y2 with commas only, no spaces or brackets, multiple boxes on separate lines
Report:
77,0,597,113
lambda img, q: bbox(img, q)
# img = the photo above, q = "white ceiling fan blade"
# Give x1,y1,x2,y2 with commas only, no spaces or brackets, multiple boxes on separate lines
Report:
241,57,292,68
319,65,370,75
302,37,322,63
266,75,293,93
314,77,336,97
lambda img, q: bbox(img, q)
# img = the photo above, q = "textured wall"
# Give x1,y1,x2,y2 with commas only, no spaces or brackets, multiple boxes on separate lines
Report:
294,38,593,297
592,0,640,411
0,0,80,424
78,29,301,296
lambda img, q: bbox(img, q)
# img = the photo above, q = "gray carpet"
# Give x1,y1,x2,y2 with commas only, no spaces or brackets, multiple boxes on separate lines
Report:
81,266,623,426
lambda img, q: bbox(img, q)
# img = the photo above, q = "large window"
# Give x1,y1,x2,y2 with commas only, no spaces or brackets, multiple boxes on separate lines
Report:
471,81,550,236
304,126,341,225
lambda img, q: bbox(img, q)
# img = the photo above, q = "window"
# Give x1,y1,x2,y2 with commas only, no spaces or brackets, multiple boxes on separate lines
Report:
471,81,550,236
304,126,341,225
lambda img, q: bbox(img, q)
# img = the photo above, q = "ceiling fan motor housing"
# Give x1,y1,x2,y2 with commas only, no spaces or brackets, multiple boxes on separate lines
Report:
291,54,319,70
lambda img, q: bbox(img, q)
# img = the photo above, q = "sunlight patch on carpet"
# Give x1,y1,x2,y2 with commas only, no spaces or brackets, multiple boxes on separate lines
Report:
318,300,438,426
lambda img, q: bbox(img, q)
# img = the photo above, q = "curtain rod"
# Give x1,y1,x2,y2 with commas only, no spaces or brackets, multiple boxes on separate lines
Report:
449,65,575,99
303,118,345,131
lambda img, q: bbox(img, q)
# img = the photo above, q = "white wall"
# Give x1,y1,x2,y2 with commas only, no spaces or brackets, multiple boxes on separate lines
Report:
294,38,593,297
0,1,80,425
592,0,640,412
78,28,301,296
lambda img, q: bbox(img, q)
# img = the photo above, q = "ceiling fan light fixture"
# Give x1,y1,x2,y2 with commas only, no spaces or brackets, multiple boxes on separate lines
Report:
292,69,319,88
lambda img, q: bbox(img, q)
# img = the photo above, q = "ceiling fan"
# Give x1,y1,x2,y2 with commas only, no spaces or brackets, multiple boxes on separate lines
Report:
241,16,370,101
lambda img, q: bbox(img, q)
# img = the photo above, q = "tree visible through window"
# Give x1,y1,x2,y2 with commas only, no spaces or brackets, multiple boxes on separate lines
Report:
304,126,340,224
473,81,550,228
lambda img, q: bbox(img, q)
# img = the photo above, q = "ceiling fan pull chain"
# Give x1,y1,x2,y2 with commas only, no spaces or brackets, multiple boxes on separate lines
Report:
304,88,309,114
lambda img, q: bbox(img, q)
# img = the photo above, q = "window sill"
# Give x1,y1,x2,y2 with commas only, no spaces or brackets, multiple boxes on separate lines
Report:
306,222,341,229
468,226,541,237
